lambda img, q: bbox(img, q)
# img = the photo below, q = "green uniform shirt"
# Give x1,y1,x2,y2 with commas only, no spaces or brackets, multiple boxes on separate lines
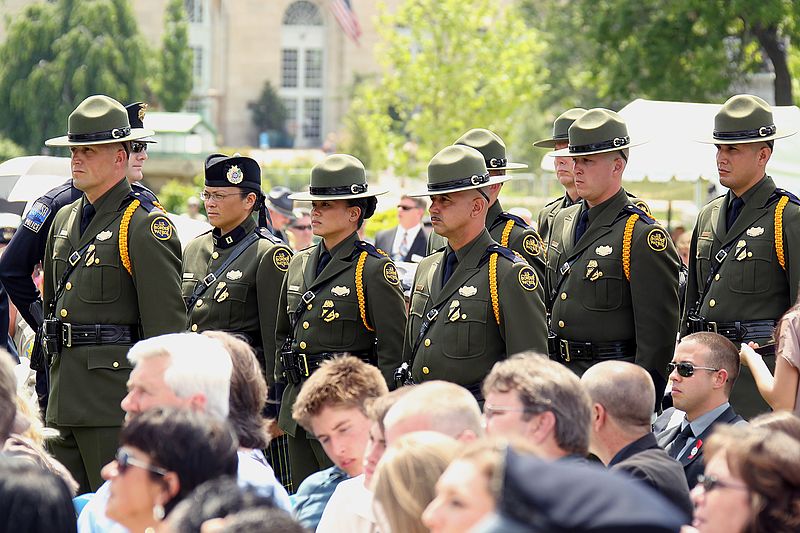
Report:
274,231,406,436
404,229,548,388
547,188,680,392
537,194,577,244
181,217,292,386
682,176,800,417
43,178,186,427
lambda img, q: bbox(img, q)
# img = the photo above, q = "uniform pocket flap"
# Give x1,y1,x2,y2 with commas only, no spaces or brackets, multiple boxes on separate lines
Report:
87,350,133,371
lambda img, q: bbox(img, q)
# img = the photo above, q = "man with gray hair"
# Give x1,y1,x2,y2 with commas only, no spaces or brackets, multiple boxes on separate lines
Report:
78,333,290,533
581,361,692,519
383,381,483,444
482,352,591,460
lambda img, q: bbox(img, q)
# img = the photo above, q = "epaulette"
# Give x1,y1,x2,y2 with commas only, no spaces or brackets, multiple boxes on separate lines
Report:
256,226,284,245
542,196,562,209
127,189,163,214
353,240,386,259
44,181,79,202
495,211,531,229
767,188,800,207
620,204,655,224
481,244,524,265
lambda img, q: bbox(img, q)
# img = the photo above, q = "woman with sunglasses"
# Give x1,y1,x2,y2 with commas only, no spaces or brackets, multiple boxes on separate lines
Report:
102,407,238,532
275,154,406,488
685,424,800,533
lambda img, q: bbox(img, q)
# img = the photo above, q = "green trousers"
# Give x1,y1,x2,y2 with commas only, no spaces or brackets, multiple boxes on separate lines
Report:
287,428,333,490
47,424,120,494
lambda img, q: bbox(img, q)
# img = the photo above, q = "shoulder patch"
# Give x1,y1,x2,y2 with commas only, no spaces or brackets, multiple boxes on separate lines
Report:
621,204,655,224
633,200,652,216
354,240,385,259
518,266,539,291
383,262,400,285
497,211,530,229
23,201,52,233
522,234,543,257
150,216,174,241
272,247,292,272
647,227,669,252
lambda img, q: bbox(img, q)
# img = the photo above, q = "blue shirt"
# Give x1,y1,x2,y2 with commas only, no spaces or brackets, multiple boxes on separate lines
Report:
292,466,349,531
675,402,730,459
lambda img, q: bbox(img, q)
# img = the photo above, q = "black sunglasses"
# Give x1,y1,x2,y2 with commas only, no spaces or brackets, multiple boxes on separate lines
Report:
131,142,148,153
115,448,168,476
397,205,418,211
696,474,748,493
667,361,719,378
291,224,312,231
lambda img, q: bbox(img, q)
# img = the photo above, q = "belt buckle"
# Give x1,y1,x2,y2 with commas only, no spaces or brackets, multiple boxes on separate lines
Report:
559,339,570,362
302,291,315,304
560,262,571,275
62,323,72,348
298,353,310,377
68,251,81,266
203,273,217,286
706,321,718,333
426,308,439,321
714,249,727,263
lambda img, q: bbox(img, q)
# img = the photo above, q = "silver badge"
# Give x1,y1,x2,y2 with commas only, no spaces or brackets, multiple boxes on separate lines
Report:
746,226,764,237
595,245,613,256
458,286,477,297
331,286,351,297
226,270,243,280
96,230,113,241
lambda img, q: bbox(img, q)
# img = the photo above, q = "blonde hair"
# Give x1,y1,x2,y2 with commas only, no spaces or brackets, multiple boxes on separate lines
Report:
372,432,458,533
384,381,483,439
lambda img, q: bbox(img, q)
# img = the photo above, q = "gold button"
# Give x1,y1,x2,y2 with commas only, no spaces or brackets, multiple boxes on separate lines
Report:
307,304,313,310
94,258,100,264
196,299,203,307
112,361,119,368
747,252,753,258
561,292,567,300
709,299,716,307
212,252,219,259
60,309,68,318
714,274,720,281
424,339,431,347
65,282,72,290
300,341,307,349
191,324,198,331
303,321,309,329
558,320,565,328
422,366,430,374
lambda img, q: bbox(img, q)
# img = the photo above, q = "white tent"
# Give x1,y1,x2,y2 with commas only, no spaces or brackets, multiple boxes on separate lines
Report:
540,99,800,194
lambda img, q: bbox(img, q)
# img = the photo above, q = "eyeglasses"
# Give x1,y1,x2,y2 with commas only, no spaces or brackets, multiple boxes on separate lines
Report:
131,142,148,153
483,404,533,419
200,190,240,202
667,361,720,378
696,474,748,493
115,448,168,477
397,205,418,211
291,224,312,231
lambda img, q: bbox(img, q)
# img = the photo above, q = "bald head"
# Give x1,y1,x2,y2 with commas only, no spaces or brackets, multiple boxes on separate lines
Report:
383,381,483,444
582,361,654,431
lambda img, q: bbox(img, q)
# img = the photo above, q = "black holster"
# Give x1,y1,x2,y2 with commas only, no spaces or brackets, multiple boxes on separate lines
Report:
30,326,48,372
393,362,414,388
41,318,63,361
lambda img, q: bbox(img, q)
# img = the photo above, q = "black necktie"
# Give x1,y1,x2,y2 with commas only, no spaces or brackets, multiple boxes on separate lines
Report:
668,424,694,459
315,250,331,278
574,209,589,243
442,251,458,286
726,196,744,231
80,203,96,236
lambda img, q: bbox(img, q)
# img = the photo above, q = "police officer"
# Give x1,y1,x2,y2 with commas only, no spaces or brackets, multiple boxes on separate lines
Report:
266,186,296,245
546,109,679,402
683,94,800,419
182,153,292,402
403,145,548,399
533,108,587,242
0,101,161,411
41,95,186,492
274,154,406,486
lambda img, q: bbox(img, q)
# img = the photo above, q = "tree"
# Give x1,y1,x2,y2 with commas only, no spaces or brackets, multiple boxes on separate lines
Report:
0,0,149,153
342,0,549,175
248,81,288,138
155,0,194,111
523,0,800,107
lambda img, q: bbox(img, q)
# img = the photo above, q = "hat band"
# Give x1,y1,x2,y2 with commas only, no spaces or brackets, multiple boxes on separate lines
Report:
570,136,630,153
67,126,131,143
553,133,569,140
487,157,507,169
309,183,368,196
428,172,490,192
713,124,776,141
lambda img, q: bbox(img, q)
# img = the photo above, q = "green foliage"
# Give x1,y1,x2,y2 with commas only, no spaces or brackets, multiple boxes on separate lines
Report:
249,81,289,141
342,0,549,176
158,173,204,214
155,0,194,111
0,136,26,162
363,207,397,239
0,0,149,153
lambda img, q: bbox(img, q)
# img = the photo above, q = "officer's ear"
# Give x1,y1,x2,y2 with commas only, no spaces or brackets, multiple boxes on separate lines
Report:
591,403,606,431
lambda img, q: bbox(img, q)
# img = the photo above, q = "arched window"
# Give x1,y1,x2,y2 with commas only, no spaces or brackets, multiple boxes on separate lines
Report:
282,1,323,26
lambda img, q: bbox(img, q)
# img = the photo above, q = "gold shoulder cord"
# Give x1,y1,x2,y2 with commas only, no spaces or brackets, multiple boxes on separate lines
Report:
501,219,514,247
489,253,501,325
775,195,788,271
356,251,374,331
153,200,167,213
119,199,140,275
622,214,639,281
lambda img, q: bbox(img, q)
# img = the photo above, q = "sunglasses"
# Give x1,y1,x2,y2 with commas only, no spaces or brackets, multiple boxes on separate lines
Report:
131,142,148,153
696,474,748,493
667,361,719,378
291,224,312,231
115,448,168,477
397,205,418,211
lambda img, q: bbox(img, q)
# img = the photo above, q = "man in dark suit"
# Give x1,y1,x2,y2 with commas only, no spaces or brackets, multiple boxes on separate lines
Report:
375,194,428,262
582,361,692,519
654,332,746,489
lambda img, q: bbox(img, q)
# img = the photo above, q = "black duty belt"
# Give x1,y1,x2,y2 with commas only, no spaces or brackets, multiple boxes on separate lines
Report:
282,351,375,384
548,337,636,363
61,323,140,347
686,317,776,344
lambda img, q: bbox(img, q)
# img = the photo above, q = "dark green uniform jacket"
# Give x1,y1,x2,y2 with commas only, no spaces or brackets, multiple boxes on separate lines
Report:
537,194,577,244
181,216,292,387
43,178,186,427
404,229,548,388
682,176,800,417
275,231,406,436
547,188,679,393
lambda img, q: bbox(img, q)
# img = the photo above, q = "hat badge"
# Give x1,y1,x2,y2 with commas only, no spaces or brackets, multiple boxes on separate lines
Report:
138,103,147,122
227,165,244,184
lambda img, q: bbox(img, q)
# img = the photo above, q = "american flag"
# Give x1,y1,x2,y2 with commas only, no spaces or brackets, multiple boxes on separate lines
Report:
329,0,362,45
